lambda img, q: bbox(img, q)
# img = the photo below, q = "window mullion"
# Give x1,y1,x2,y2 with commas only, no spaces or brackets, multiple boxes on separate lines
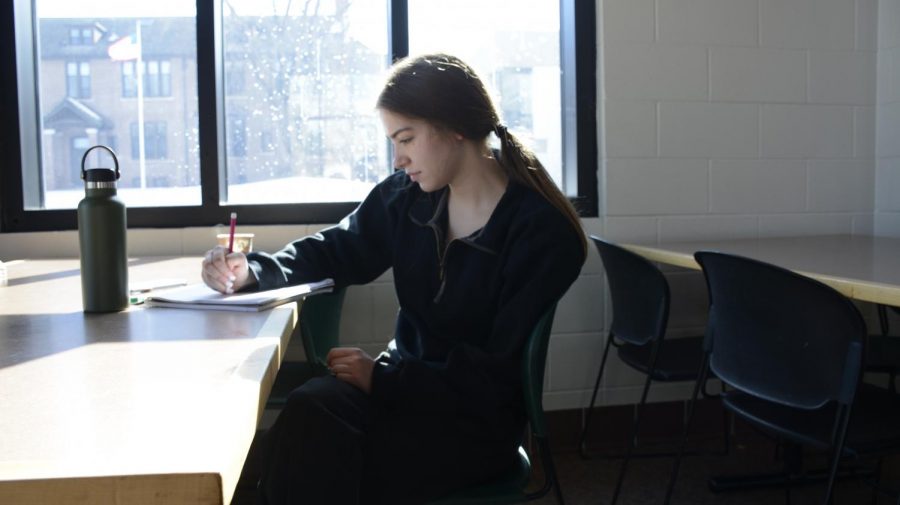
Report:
196,0,223,211
573,0,598,217
389,0,408,62
12,0,42,212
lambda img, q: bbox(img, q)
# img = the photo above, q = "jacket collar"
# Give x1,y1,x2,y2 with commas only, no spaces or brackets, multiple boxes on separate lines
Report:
407,181,527,255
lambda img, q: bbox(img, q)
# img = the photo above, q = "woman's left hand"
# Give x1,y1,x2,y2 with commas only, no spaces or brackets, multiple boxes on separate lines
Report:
327,347,375,393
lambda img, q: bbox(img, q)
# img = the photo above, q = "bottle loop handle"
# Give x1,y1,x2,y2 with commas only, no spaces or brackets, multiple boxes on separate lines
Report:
81,145,120,180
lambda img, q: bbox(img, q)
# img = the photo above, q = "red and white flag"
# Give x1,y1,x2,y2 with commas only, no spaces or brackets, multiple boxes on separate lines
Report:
108,34,140,61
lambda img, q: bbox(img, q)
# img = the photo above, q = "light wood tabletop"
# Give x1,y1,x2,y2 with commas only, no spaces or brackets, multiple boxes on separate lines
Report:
0,257,298,505
619,235,900,307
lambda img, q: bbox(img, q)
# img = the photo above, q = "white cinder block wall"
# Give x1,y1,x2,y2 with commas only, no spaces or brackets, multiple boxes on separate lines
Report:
594,0,883,410
2,0,897,412
877,0,900,234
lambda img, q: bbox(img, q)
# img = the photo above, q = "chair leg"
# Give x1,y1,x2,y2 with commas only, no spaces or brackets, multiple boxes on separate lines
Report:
721,399,731,456
870,457,883,505
663,355,710,505
610,378,651,504
783,443,802,505
879,304,890,336
705,380,732,456
876,305,899,393
537,437,565,505
579,334,615,459
610,343,661,505
821,406,853,505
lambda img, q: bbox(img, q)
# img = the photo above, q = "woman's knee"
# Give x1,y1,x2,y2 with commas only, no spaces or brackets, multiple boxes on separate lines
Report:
284,376,331,411
283,375,370,420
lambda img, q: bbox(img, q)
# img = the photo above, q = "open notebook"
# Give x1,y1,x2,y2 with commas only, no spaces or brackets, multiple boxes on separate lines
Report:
145,278,334,312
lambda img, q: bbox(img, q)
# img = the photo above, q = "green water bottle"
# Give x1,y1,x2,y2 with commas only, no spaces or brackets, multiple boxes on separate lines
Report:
78,145,128,313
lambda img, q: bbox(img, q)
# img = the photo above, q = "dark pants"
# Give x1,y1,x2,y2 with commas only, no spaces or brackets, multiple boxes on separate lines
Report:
256,375,517,505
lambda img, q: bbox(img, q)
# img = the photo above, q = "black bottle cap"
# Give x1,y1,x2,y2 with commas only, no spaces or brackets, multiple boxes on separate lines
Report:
84,168,117,182
81,145,120,181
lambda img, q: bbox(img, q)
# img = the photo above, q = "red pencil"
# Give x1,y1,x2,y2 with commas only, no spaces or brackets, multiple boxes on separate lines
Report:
227,212,237,253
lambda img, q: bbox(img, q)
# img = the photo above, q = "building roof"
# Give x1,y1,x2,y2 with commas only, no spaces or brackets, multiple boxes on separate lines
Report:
38,18,196,60
44,97,109,129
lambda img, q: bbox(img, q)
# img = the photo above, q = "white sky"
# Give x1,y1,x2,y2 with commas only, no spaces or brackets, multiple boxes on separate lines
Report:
36,0,196,18
34,0,556,56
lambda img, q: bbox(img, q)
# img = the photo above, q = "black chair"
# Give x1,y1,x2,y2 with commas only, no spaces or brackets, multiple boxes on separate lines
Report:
266,287,347,407
664,251,900,505
867,304,900,392
427,303,565,505
579,236,716,505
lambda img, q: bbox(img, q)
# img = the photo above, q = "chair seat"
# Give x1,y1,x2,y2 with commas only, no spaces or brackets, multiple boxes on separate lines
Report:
723,384,900,458
865,334,900,372
617,336,704,382
428,447,531,505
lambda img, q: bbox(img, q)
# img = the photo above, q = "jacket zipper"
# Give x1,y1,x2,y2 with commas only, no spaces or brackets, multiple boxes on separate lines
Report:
430,223,455,303
430,225,498,303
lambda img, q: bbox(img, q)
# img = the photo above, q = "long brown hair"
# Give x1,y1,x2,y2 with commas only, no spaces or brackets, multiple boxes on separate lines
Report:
377,53,587,260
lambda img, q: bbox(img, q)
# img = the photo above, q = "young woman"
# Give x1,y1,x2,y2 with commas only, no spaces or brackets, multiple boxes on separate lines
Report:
202,53,586,505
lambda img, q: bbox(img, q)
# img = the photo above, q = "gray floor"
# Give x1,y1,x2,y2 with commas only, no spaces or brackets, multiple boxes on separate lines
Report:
234,428,899,505
532,432,899,505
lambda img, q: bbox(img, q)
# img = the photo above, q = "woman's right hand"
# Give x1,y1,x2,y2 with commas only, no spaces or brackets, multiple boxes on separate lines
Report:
201,246,253,293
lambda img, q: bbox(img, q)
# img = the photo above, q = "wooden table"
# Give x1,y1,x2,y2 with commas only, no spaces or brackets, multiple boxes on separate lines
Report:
621,235,900,307
0,258,297,505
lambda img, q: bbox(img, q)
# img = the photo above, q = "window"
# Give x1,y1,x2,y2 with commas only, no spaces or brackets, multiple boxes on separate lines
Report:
260,130,275,153
130,121,167,160
65,61,91,98
224,61,246,96
408,1,559,187
68,25,93,45
121,61,137,98
19,5,199,210
221,0,391,204
497,68,534,131
2,0,596,231
67,137,90,189
122,60,172,98
227,113,246,158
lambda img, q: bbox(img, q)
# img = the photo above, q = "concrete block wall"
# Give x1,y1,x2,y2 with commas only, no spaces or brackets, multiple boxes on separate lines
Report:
877,0,900,234
595,0,886,410
602,0,878,246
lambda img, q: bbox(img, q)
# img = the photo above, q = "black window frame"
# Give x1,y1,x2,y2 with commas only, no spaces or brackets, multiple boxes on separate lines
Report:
0,0,596,232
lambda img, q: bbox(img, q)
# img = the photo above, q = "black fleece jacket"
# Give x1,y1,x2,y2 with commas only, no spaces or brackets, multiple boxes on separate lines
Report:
247,170,584,445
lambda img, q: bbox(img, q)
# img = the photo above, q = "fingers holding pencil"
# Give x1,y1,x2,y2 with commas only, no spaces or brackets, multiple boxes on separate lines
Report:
202,212,255,293
201,246,235,292
201,246,251,293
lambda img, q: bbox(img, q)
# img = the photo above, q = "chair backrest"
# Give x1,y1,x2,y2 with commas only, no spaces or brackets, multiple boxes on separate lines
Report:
521,303,558,439
591,236,669,346
299,287,347,373
695,251,866,409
